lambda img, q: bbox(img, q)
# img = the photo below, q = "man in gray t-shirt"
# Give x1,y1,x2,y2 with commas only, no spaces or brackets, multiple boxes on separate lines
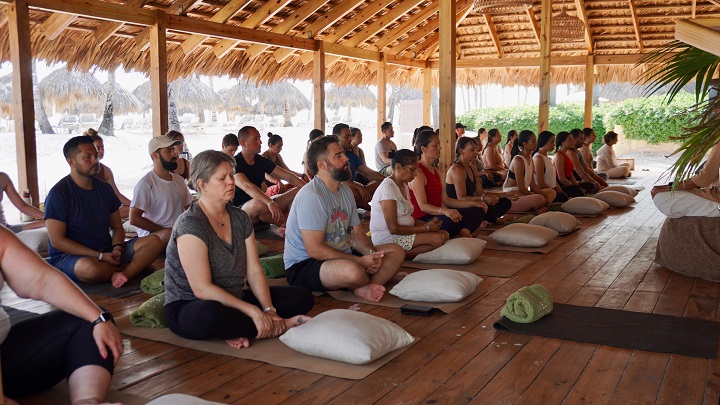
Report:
284,136,405,302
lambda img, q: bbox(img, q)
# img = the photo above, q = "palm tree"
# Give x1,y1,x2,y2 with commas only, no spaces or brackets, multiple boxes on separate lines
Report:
640,40,720,185
32,61,55,134
223,80,310,126
98,70,143,136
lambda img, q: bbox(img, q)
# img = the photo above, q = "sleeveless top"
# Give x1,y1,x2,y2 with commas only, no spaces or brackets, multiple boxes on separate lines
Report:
94,162,108,182
446,162,476,199
503,155,533,192
410,162,442,219
536,154,557,188
175,158,190,180
556,150,574,178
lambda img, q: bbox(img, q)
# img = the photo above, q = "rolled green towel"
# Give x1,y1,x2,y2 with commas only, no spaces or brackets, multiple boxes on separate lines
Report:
140,269,166,295
260,254,285,279
256,241,270,256
130,293,167,328
500,284,553,323
508,215,535,225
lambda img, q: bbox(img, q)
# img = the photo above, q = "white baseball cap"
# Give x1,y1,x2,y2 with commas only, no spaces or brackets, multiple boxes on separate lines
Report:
148,136,181,155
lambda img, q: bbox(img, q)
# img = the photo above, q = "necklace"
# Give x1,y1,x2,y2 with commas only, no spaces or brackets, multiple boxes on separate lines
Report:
200,200,226,227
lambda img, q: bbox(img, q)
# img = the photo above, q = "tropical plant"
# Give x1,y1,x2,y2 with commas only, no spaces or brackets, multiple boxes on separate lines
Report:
639,40,720,185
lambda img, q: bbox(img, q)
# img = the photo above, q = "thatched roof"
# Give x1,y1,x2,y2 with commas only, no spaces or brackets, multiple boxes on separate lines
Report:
326,85,377,110
223,80,310,115
1,0,719,88
103,80,144,114
132,76,223,111
38,67,106,112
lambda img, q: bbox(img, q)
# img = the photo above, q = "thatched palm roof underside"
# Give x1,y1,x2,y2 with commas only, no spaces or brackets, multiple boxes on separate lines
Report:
0,0,719,88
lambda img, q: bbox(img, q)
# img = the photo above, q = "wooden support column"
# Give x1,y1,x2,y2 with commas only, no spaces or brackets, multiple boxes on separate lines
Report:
313,40,325,131
538,0,551,132
377,53,387,139
438,0,455,174
8,0,38,203
584,54,594,128
149,10,168,135
423,67,431,126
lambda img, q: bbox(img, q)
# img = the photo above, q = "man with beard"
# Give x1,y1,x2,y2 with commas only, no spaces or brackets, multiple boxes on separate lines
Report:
45,136,164,288
130,136,193,248
333,123,385,211
283,136,405,302
233,126,305,237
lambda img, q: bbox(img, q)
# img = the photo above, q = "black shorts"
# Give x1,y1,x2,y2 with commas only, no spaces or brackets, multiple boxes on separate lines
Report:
285,258,328,292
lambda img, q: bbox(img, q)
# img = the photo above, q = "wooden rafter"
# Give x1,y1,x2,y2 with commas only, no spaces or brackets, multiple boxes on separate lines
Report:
341,0,426,48
627,0,644,52
273,0,364,63
95,0,148,45
526,8,540,43
181,0,252,55
675,19,720,57
322,0,396,43
243,0,330,59
41,13,76,41
387,16,439,55
573,0,593,53
483,13,503,58
373,1,437,50
409,1,473,58
212,0,294,58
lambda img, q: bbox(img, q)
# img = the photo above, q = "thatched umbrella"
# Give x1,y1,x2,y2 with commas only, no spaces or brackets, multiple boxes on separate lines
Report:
38,67,106,114
0,74,12,115
218,87,252,114
326,85,377,119
102,80,143,114
133,76,223,123
223,80,310,126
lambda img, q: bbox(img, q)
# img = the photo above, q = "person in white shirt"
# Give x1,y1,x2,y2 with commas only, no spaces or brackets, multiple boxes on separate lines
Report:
130,136,193,247
596,131,631,178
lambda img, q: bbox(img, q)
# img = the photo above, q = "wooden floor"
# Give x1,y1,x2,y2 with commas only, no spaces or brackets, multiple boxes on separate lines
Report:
9,162,720,405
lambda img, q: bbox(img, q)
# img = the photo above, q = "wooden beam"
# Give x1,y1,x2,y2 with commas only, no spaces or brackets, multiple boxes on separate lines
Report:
538,0,550,132
322,0,395,44
313,41,325,131
573,0,593,53
323,41,380,62
8,0,38,203
20,0,156,26
627,0,644,53
377,54,387,137
675,19,720,57
41,13,76,41
94,0,146,45
387,17,439,55
526,8,540,43
212,0,295,58
181,0,251,55
423,67,431,126
405,2,473,58
438,0,455,174
127,0,198,50
244,0,329,59
483,13,503,58
150,10,169,135
385,53,426,68
342,0,426,49
373,3,438,51
584,54,594,128
693,0,696,18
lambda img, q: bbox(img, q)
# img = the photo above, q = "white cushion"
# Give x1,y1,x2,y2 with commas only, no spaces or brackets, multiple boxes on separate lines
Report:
602,185,639,197
490,223,559,247
390,269,483,302
412,238,486,265
593,191,636,207
279,309,415,364
561,197,610,215
529,212,581,235
16,228,49,256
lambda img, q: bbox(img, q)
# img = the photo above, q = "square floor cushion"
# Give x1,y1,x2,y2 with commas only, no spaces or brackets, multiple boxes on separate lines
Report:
16,227,49,257
592,190,636,208
390,269,483,302
561,197,610,215
602,185,639,197
412,238,487,265
279,309,415,364
529,212,581,235
490,223,559,247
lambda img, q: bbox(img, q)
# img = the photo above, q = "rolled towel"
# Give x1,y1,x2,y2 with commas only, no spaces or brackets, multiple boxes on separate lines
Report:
141,269,166,295
130,292,167,328
260,254,285,279
500,284,553,323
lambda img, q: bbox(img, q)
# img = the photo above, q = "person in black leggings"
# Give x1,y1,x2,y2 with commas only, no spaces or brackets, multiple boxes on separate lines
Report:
0,225,122,403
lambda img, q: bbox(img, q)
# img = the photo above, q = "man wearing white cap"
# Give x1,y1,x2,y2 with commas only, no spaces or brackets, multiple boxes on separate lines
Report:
130,136,193,248
45,136,164,288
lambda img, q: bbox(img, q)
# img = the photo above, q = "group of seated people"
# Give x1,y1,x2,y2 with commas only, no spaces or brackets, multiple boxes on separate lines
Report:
0,121,639,403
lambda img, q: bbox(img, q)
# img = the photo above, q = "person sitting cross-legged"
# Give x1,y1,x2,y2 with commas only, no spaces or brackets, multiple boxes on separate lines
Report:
164,150,314,350
129,136,193,249
45,136,164,288
232,126,306,237
334,123,386,211
284,136,406,302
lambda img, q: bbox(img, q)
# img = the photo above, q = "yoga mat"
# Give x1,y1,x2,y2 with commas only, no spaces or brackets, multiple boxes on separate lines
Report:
476,235,565,254
402,256,533,278
494,303,720,359
18,381,147,405
116,315,414,380
77,277,144,299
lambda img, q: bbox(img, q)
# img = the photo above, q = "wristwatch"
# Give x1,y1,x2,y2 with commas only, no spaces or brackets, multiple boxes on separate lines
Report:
92,310,114,326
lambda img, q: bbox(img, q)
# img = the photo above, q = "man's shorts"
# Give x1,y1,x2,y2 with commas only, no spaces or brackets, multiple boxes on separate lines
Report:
48,238,138,282
285,250,364,292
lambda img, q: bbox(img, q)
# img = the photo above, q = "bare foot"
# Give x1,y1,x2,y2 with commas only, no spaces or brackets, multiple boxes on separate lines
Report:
111,272,128,288
480,220,493,229
226,337,250,349
272,226,286,238
533,206,548,214
390,271,408,283
459,228,472,238
354,283,385,302
284,315,312,330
